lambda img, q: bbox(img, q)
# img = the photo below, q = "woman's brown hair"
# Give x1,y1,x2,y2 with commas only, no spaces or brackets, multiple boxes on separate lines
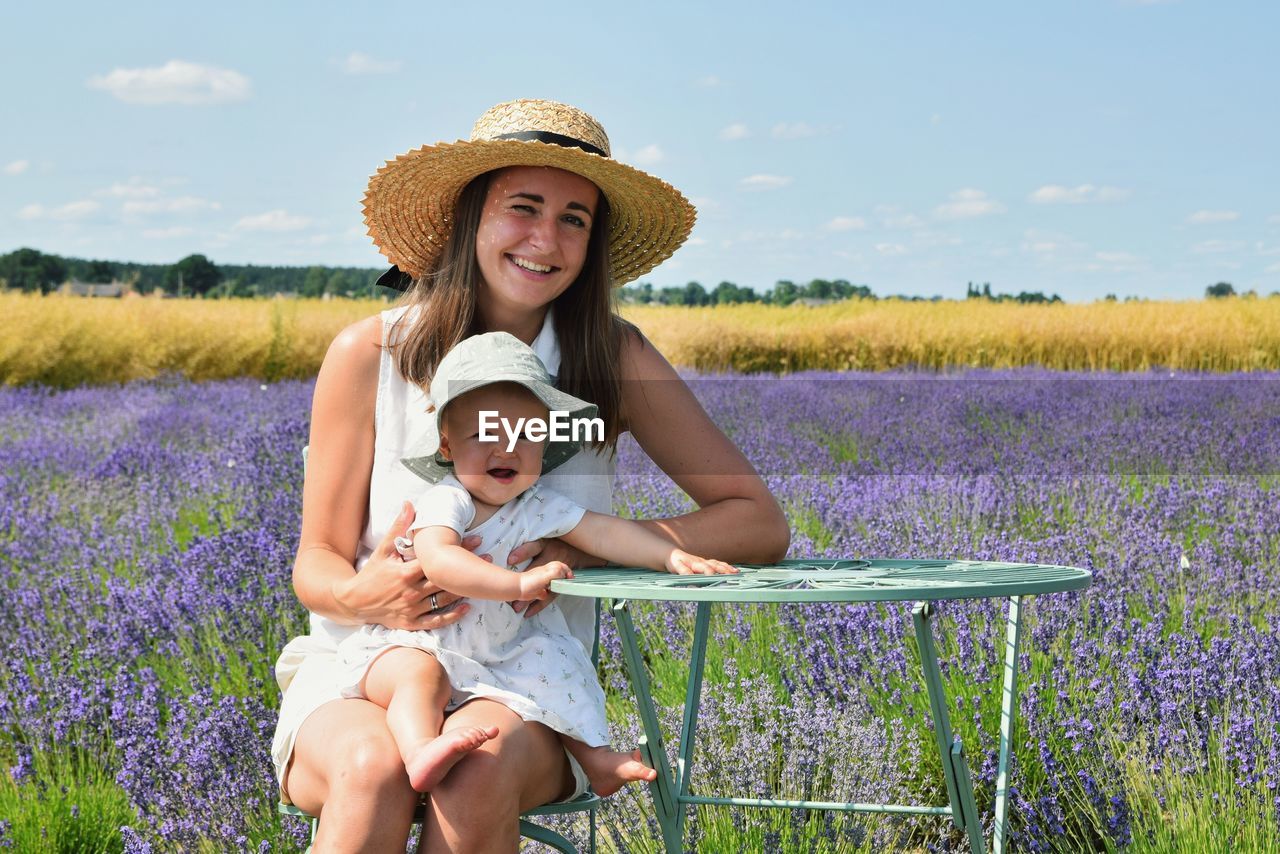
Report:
390,169,629,448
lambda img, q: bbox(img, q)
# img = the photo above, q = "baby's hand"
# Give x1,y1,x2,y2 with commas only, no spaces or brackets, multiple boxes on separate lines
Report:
667,551,738,576
518,561,573,600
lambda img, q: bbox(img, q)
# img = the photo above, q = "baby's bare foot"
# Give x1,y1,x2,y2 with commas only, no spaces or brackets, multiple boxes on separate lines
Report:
404,726,499,792
579,748,657,797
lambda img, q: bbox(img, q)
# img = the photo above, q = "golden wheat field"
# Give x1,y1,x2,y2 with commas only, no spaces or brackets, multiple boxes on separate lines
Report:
2,292,1279,386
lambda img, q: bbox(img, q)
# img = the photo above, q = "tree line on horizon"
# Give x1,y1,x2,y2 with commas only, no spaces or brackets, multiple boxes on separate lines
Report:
0,247,1261,304
0,247,382,298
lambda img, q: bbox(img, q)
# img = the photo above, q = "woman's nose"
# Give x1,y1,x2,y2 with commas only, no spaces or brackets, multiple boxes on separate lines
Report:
527,216,557,251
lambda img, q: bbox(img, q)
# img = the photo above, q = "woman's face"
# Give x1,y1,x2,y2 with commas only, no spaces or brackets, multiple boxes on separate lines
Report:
475,166,600,319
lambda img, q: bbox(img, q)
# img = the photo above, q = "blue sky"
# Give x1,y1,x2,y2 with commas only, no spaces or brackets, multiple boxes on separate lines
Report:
3,0,1277,301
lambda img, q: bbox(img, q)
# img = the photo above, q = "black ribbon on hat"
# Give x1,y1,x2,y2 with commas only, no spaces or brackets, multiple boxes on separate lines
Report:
493,130,606,157
376,266,414,291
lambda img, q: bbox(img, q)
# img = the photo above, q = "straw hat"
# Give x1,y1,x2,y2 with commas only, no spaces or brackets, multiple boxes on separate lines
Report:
364,99,696,288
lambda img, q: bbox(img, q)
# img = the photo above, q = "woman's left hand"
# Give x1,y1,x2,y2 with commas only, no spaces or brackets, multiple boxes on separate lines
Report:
667,549,738,576
507,538,604,618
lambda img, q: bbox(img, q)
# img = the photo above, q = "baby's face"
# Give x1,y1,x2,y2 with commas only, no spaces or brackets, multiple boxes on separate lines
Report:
439,384,547,508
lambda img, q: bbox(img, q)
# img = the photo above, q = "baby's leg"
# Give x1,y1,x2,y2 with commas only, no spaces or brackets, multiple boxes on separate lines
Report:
559,735,658,797
362,648,498,792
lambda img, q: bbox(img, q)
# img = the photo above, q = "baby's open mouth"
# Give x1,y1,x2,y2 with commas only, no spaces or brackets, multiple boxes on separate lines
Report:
488,467,517,482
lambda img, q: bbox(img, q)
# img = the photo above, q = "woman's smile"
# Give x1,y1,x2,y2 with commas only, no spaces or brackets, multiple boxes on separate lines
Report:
508,255,557,275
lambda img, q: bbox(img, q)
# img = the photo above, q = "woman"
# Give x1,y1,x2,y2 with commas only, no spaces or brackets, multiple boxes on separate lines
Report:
272,99,790,852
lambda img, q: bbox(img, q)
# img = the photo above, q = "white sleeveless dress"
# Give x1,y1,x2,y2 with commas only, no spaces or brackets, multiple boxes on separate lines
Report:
270,306,615,793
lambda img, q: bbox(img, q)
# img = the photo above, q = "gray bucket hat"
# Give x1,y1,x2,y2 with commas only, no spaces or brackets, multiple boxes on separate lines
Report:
401,331,599,483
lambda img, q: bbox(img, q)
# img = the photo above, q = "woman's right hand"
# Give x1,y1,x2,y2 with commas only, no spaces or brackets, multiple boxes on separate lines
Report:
332,501,472,630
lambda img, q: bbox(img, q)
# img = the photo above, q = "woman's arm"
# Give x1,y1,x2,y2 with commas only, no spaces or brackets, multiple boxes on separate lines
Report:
619,326,791,563
414,527,572,600
292,316,467,630
559,512,736,574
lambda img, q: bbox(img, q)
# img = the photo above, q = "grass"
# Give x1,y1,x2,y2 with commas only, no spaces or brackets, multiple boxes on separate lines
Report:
0,744,134,854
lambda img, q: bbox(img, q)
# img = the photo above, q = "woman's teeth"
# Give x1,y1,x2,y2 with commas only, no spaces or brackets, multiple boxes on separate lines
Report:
510,256,553,273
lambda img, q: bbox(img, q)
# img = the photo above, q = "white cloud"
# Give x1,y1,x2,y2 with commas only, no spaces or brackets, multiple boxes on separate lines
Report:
1268,214,1280,227
696,75,721,87
686,236,707,247
1029,184,1130,204
234,209,312,231
875,243,907,256
142,226,195,239
875,205,925,230
4,160,29,176
632,144,664,166
1187,210,1240,224
98,178,162,198
934,189,1005,220
18,200,101,221
87,60,251,105
825,216,867,232
342,52,401,75
1192,239,1246,254
1266,262,1280,274
739,174,792,191
771,122,817,140
1086,250,1148,273
123,196,220,214
719,123,750,141
1020,229,1088,259
1257,242,1280,257
1096,251,1141,264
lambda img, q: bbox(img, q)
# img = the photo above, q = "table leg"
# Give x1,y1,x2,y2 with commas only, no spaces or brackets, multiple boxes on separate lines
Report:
992,595,1023,854
913,602,985,854
612,600,684,853
677,602,711,800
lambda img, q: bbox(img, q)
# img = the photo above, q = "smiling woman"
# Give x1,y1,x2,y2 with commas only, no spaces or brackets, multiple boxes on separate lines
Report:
271,98,789,852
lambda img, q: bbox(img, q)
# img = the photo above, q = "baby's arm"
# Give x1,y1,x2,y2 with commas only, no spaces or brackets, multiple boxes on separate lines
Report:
559,513,737,575
414,526,571,601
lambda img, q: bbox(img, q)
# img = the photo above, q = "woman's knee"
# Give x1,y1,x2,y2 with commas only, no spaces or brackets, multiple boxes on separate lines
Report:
295,707,406,790
338,726,412,793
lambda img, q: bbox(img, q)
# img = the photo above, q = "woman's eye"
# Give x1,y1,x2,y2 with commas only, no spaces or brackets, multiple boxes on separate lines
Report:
562,214,587,229
511,204,536,214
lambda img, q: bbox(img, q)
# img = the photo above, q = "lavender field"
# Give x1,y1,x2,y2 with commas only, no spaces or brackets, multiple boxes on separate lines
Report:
2,371,1279,852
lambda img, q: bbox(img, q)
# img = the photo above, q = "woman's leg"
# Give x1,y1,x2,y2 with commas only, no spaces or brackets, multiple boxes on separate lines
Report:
419,699,574,854
283,697,418,853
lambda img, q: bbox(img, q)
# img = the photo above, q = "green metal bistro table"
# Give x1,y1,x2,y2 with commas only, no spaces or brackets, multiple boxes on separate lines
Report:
551,558,1091,854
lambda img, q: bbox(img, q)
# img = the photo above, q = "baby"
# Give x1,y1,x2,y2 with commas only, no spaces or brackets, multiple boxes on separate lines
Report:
336,331,736,796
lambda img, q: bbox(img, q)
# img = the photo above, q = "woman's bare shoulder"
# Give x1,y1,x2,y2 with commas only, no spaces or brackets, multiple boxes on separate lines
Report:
314,314,385,413
327,314,384,365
